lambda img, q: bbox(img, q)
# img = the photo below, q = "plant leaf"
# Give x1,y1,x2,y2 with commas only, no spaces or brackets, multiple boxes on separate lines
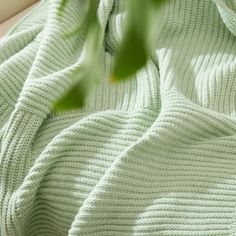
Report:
54,70,87,111
59,0,69,13
112,0,165,81
150,0,165,7
54,0,103,111
112,26,148,80
111,0,150,81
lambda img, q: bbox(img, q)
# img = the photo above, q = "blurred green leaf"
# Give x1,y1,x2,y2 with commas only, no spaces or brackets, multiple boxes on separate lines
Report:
87,0,99,25
150,0,165,7
112,0,165,81
112,26,148,80
59,0,69,13
54,69,87,111
54,0,103,111
55,0,165,110
112,0,148,81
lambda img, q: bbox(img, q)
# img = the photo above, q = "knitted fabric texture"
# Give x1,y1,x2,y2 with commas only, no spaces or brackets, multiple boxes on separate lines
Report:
1,0,236,235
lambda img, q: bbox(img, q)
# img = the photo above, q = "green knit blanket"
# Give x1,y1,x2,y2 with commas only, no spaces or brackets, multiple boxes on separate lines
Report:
1,0,236,235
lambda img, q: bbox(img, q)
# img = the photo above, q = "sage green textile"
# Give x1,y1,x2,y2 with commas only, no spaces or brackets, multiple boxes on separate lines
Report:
1,0,236,235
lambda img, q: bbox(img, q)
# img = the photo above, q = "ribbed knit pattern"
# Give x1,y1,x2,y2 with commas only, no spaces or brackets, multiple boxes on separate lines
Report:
1,0,236,235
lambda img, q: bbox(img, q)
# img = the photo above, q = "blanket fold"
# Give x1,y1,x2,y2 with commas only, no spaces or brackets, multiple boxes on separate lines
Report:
1,0,236,235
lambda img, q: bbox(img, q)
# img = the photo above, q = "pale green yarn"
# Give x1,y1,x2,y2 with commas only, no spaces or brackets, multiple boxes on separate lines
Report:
1,0,236,235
